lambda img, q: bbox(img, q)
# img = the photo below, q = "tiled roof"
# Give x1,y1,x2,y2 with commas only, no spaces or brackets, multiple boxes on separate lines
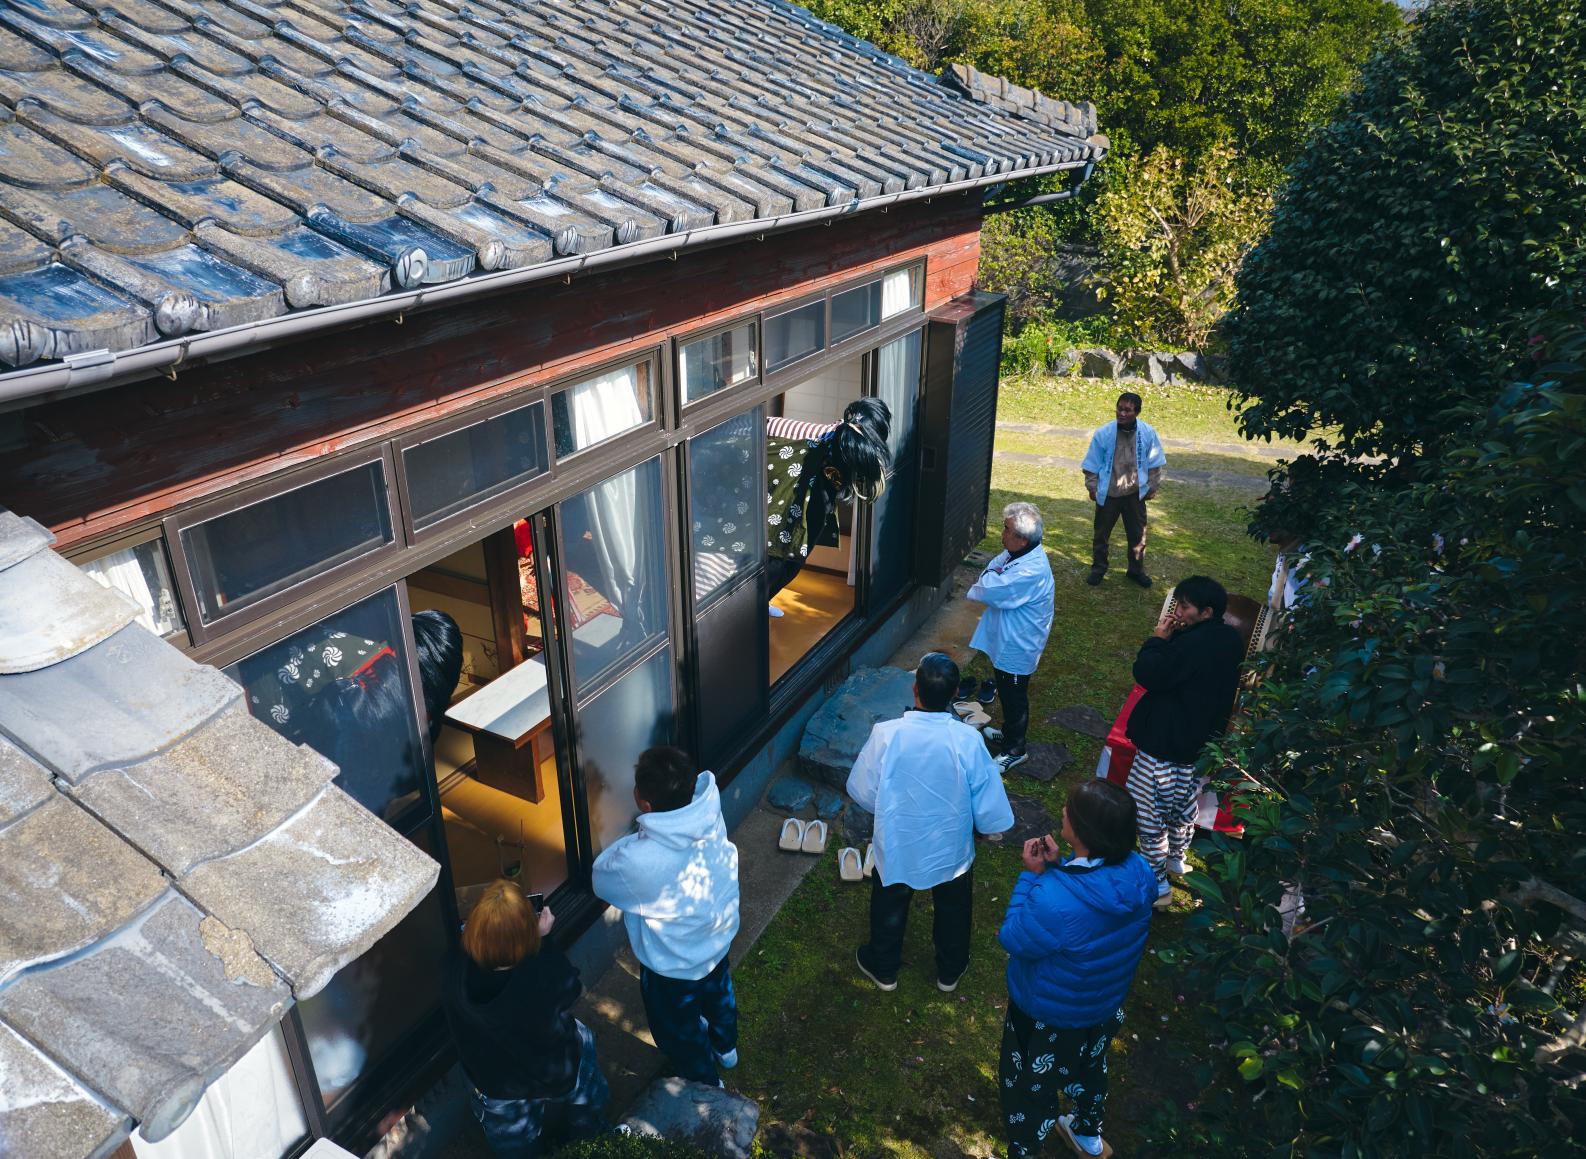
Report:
0,510,440,1156
0,0,1101,372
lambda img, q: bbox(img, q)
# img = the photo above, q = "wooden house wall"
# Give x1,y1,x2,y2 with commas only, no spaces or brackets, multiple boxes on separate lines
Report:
5,198,982,551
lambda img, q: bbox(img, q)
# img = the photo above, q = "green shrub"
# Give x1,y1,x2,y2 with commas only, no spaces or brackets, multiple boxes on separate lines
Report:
1000,316,1117,374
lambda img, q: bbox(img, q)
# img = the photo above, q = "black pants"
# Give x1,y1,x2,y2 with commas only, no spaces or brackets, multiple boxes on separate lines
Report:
1000,999,1121,1156
862,869,973,983
1091,492,1147,576
993,669,1030,755
638,956,737,1086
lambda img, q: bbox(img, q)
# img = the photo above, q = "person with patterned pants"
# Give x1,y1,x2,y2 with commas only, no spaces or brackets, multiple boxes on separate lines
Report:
998,780,1157,1157
1124,575,1244,906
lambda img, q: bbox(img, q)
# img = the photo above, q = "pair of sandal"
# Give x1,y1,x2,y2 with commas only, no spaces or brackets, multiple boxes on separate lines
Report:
837,843,876,882
778,817,829,854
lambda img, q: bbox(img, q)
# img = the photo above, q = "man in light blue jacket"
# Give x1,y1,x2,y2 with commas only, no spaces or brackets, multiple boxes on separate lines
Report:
968,501,1056,774
1080,391,1167,588
592,746,740,1087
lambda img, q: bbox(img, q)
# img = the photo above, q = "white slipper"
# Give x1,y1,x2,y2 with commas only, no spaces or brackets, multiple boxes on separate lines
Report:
768,605,785,618
778,817,806,851
862,843,876,878
1057,1114,1111,1158
801,818,828,854
838,847,863,881
952,699,980,718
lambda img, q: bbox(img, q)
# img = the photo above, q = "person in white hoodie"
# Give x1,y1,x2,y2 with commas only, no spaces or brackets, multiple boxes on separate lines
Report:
591,746,741,1087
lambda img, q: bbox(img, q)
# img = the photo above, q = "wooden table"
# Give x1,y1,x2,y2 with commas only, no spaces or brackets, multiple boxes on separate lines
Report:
445,657,555,801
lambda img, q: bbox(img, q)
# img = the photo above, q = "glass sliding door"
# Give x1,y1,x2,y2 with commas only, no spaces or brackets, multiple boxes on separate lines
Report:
870,330,923,606
687,409,768,770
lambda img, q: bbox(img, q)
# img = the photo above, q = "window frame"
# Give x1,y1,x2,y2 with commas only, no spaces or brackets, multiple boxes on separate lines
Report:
673,317,763,416
65,522,192,649
827,276,884,350
760,290,830,376
391,389,555,545
546,352,662,465
165,443,403,645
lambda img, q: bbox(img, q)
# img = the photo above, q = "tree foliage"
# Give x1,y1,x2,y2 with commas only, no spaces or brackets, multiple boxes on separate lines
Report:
1091,144,1273,347
1226,0,1586,458
1182,2,1586,1152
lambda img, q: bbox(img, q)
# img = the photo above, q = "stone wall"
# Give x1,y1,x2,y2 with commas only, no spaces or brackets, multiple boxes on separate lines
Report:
1052,347,1228,386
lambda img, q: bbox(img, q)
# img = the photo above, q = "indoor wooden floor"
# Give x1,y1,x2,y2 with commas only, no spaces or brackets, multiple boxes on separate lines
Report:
769,567,855,684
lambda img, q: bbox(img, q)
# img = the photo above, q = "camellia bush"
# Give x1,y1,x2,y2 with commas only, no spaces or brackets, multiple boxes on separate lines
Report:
1179,1,1586,1153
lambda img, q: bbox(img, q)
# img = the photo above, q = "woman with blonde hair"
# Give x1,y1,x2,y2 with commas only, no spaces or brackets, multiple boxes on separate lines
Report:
443,880,611,1157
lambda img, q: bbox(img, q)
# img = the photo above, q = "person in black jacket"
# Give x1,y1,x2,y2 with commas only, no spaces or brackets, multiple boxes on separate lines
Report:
444,880,612,1158
1125,575,1244,907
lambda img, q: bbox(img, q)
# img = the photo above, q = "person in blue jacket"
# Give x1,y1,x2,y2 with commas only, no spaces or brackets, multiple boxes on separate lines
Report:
997,778,1157,1158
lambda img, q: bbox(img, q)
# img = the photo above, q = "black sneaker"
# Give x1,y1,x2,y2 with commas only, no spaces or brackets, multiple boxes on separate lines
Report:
937,969,966,993
976,679,997,705
957,674,977,700
1086,569,1105,586
1127,571,1153,589
855,947,898,992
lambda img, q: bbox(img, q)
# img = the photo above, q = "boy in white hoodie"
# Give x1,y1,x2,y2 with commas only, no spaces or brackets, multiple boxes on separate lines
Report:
591,746,741,1086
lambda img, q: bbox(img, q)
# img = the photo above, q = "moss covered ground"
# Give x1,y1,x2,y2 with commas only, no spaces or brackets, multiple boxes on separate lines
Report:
729,377,1307,1157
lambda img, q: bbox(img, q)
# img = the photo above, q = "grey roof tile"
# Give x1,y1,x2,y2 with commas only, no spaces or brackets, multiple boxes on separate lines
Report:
0,0,1102,375
0,891,291,1142
0,549,138,675
70,703,336,876
181,784,441,998
0,623,237,783
0,796,166,986
0,1021,130,1159
0,510,51,570
0,735,53,828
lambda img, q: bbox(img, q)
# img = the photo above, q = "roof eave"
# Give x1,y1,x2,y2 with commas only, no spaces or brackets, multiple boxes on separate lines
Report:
0,157,1097,414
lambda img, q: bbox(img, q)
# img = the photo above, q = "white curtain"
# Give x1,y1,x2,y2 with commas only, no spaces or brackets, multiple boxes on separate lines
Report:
567,367,647,620
81,544,179,636
567,365,644,451
880,268,916,320
131,1026,306,1159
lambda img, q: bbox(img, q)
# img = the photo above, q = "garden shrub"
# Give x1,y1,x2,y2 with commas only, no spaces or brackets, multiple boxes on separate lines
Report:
1180,1,1586,1152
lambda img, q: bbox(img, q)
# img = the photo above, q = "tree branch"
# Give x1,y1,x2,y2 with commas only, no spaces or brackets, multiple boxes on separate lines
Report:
1511,878,1586,925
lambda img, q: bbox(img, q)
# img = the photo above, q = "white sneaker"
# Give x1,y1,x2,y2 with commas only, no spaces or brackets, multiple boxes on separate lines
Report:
1165,855,1187,877
982,725,1004,744
1058,1114,1108,1156
768,604,785,618
1153,881,1173,909
993,750,1028,774
714,1047,738,1069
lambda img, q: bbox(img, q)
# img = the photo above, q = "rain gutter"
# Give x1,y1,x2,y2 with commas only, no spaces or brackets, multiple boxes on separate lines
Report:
981,160,1097,214
0,159,1095,411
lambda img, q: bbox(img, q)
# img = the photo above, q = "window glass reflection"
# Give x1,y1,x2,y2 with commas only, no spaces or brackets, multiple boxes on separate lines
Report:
681,324,758,404
764,301,825,371
688,410,764,606
578,647,676,852
558,458,669,693
551,362,654,458
830,280,881,344
226,588,427,827
79,537,185,639
404,401,549,530
298,886,447,1114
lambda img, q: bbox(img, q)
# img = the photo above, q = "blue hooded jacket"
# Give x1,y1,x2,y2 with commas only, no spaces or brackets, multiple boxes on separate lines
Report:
999,852,1158,1027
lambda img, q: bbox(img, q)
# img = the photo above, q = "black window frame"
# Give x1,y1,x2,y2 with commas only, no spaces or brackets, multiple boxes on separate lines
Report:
674,318,763,414
166,444,403,645
392,390,555,544
547,353,661,464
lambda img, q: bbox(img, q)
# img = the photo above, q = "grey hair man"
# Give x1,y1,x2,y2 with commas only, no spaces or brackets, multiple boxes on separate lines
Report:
966,502,1056,774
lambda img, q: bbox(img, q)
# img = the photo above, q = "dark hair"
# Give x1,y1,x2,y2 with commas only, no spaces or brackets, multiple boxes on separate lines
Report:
1174,575,1228,621
635,746,697,812
412,609,464,744
1118,391,1143,411
827,397,892,502
915,651,960,712
1065,779,1138,864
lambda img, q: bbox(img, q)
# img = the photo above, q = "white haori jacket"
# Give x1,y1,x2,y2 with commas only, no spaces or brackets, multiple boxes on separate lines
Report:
968,545,1055,677
846,711,1014,890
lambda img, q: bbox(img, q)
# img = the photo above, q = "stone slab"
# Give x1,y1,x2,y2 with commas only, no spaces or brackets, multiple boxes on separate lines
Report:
0,624,238,783
0,512,53,572
73,703,335,875
1014,742,1074,784
0,549,139,674
764,775,813,813
797,666,916,789
0,733,53,826
1046,704,1110,740
976,793,1056,848
0,1019,130,1159
624,1077,759,1159
0,796,166,985
181,784,440,997
811,786,845,821
0,892,289,1143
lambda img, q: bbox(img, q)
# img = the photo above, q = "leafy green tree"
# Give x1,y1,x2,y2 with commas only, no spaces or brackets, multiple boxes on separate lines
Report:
1179,2,1586,1152
1090,143,1272,347
1226,0,1586,458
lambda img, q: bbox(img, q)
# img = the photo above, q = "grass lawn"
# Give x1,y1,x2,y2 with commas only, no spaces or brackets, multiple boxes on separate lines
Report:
731,378,1305,1157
